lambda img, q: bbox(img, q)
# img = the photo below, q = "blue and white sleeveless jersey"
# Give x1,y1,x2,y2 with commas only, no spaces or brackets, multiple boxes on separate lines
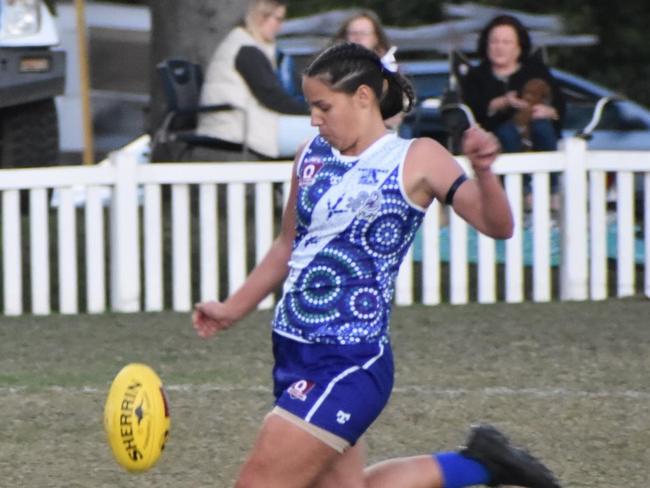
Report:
272,133,425,345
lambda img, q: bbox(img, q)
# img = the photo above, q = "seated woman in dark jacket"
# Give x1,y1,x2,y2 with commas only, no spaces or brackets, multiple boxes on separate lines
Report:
462,15,566,204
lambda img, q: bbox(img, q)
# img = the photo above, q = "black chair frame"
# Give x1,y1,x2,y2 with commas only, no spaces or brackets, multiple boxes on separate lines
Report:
151,58,248,161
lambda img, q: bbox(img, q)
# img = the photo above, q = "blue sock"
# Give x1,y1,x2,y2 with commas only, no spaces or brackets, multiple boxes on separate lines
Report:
434,452,490,488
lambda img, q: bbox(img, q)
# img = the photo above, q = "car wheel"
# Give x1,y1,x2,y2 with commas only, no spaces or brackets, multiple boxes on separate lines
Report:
0,99,60,168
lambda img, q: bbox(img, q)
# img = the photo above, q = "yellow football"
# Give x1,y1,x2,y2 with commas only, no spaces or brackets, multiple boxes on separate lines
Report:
103,363,170,472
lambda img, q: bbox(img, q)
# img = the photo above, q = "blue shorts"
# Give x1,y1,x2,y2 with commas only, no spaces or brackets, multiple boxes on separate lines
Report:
271,332,394,445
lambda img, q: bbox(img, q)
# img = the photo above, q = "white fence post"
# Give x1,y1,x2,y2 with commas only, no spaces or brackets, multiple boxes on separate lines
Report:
110,150,141,312
646,174,650,298
588,171,608,300
57,188,79,314
615,172,635,297
2,191,22,315
255,182,274,309
30,189,51,314
421,203,441,305
144,184,163,311
504,174,524,303
199,184,218,303
172,184,191,311
560,137,589,300
85,186,107,313
449,211,468,304
227,183,247,295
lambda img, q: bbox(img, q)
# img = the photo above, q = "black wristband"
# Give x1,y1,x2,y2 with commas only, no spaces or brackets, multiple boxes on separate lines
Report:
444,173,468,205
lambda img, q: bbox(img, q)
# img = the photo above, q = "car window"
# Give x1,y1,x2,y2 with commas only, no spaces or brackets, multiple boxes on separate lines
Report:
277,53,318,98
405,72,449,101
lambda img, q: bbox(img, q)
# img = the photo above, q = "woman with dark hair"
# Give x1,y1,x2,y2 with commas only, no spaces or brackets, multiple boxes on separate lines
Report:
193,42,561,488
462,15,566,203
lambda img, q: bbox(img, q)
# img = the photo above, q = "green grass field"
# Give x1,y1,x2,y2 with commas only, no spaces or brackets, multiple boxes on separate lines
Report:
0,298,648,487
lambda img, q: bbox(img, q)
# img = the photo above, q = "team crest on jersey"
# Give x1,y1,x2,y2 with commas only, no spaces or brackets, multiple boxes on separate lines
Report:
288,379,316,401
299,156,324,187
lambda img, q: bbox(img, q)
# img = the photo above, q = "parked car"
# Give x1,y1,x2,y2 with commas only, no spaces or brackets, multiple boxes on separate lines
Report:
0,0,65,168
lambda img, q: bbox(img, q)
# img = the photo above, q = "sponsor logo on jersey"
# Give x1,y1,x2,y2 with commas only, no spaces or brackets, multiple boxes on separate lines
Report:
358,168,388,185
288,379,316,401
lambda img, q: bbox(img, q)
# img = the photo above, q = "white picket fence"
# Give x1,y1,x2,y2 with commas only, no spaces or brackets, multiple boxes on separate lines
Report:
1,136,648,316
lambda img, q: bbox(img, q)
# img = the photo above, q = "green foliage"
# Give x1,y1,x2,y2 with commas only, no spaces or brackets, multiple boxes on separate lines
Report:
444,0,650,106
556,1,650,106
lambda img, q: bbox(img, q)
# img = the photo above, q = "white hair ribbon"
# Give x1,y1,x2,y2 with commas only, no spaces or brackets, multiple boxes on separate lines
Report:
379,46,398,73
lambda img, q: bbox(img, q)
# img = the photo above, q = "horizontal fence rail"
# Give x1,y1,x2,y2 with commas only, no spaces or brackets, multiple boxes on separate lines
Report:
0,136,648,315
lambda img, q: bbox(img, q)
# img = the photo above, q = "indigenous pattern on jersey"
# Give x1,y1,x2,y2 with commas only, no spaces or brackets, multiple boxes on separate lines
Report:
272,133,425,345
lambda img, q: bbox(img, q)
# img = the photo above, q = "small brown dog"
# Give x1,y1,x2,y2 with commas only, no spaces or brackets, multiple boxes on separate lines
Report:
514,78,552,150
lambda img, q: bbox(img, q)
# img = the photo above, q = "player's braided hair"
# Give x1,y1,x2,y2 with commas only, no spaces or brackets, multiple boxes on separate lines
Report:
304,42,416,120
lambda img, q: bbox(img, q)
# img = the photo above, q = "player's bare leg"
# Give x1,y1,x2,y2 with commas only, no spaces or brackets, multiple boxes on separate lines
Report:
314,441,367,488
364,455,444,488
234,412,340,488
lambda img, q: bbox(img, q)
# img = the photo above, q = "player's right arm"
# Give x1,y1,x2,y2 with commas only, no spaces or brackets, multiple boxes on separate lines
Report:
404,128,513,240
192,152,301,338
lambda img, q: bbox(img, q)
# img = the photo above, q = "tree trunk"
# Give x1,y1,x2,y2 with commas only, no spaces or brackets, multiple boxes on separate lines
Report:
148,0,247,133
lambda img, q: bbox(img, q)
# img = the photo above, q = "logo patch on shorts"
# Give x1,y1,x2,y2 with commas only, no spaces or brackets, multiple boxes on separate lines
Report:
336,410,351,424
287,380,316,401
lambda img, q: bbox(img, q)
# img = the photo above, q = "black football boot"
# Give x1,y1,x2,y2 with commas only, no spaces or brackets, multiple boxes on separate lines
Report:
459,424,562,488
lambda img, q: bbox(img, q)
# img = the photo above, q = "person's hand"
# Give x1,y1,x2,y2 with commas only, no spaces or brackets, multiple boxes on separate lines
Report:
505,91,529,110
462,126,501,173
531,104,558,120
192,300,238,338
